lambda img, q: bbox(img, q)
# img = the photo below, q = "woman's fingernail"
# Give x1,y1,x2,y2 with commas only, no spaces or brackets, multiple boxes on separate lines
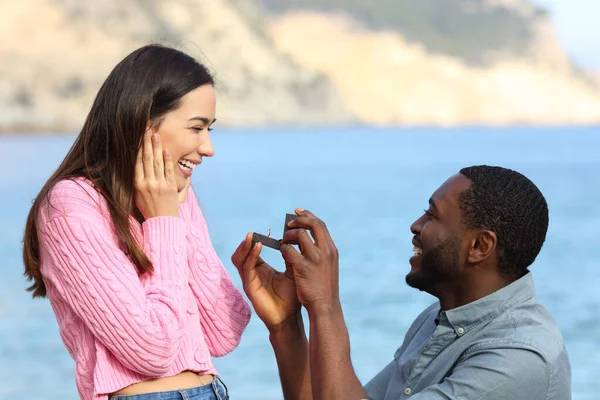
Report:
152,134,159,143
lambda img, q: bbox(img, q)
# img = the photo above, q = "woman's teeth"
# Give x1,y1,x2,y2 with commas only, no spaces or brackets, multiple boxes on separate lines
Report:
178,159,197,171
413,246,422,256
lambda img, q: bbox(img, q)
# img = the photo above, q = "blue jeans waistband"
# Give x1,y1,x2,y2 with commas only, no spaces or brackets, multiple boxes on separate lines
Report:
109,376,229,400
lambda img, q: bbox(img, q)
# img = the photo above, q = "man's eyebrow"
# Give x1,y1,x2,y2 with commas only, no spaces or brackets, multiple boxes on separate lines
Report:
188,116,217,124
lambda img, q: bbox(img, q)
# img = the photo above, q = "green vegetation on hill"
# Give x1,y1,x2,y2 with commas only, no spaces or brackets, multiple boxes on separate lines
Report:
254,0,548,65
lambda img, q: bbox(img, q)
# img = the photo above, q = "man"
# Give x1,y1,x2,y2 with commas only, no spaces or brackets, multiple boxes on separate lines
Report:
232,165,571,400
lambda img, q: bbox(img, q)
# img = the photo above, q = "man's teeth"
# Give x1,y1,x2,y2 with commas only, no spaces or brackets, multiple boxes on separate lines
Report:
178,159,197,170
413,246,422,256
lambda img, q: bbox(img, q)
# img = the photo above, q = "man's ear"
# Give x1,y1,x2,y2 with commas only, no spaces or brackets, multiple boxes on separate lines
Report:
467,230,497,264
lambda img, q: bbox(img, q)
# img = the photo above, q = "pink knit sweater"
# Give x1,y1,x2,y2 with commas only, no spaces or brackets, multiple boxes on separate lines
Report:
37,178,251,400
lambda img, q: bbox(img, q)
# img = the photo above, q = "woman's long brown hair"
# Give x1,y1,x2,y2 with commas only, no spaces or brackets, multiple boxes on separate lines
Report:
23,44,214,297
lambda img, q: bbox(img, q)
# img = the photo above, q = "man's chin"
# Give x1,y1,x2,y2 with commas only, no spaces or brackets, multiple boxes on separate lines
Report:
405,270,427,291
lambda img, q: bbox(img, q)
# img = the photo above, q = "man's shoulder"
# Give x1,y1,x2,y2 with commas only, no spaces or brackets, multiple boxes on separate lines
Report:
471,299,568,364
466,301,571,397
511,301,567,360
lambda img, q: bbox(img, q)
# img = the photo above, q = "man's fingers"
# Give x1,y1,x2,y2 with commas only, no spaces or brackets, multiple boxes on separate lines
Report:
282,228,318,259
287,209,332,247
280,243,304,268
231,233,261,288
241,242,262,288
231,233,253,269
244,241,262,270
294,208,313,218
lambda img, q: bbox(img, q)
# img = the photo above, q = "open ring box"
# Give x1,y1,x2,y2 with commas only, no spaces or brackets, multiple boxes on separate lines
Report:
252,213,299,250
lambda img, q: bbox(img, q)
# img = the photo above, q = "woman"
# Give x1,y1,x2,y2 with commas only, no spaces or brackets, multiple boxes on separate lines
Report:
22,44,251,400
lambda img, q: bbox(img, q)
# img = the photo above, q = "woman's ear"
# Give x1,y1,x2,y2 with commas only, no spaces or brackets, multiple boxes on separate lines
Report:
467,230,497,264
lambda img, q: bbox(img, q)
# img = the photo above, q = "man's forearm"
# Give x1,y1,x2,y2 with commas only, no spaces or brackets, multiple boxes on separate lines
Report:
307,300,367,400
269,313,313,400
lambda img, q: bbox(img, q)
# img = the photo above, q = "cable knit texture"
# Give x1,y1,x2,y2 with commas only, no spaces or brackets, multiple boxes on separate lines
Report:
37,178,251,400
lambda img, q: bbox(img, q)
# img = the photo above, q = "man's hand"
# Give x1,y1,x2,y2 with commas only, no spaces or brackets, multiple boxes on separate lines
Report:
280,209,340,313
231,233,301,332
280,209,367,400
232,232,312,400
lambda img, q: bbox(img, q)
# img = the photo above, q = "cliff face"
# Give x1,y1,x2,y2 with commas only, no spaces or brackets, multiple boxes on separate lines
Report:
255,0,554,65
0,0,354,132
265,10,600,126
1,0,599,132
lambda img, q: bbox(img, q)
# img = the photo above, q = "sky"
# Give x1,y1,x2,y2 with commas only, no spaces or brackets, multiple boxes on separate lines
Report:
534,0,600,70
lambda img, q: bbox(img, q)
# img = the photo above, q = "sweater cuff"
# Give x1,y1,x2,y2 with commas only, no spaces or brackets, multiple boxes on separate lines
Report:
142,216,186,244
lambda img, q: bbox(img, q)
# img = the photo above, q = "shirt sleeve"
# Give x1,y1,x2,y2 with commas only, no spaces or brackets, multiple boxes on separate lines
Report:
39,184,189,377
364,360,397,400
364,304,440,399
182,188,251,357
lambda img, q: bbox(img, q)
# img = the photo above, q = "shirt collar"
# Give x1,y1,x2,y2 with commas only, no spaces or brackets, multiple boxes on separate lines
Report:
436,272,536,335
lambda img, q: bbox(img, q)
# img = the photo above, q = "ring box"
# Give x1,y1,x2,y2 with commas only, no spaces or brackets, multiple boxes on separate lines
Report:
252,213,299,250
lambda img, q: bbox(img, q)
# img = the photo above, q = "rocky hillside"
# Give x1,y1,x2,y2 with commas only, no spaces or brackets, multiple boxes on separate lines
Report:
255,0,549,65
0,0,354,132
1,0,599,132
256,0,600,126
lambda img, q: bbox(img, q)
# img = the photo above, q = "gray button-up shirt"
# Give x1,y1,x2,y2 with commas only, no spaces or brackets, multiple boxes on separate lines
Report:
364,272,571,399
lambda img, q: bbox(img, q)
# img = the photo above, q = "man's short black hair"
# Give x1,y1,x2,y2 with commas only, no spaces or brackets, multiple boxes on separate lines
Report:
458,165,549,279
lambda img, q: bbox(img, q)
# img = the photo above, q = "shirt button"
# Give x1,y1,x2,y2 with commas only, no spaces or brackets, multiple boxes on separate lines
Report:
457,327,465,335
404,387,412,395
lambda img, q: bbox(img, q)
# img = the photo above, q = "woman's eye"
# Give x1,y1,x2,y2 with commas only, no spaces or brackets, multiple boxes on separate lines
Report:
191,126,214,132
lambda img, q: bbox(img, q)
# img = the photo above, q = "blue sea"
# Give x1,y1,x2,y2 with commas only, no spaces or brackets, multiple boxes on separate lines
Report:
0,127,598,399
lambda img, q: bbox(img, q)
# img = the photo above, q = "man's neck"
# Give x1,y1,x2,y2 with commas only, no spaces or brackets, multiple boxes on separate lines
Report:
436,271,514,311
